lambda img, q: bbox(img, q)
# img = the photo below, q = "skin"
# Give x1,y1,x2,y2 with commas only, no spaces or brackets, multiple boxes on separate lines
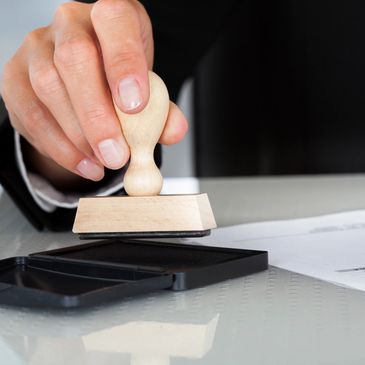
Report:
0,0,188,189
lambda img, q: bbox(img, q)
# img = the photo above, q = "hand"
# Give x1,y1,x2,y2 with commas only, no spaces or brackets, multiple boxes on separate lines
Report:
1,0,188,187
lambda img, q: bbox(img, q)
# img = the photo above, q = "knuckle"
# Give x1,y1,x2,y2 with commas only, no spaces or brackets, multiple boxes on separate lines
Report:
54,2,79,22
91,0,133,21
24,28,45,47
54,36,97,70
30,63,62,96
108,50,142,72
82,106,109,128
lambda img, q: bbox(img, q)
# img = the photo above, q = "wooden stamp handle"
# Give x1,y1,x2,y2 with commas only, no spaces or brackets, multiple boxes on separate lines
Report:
114,71,169,196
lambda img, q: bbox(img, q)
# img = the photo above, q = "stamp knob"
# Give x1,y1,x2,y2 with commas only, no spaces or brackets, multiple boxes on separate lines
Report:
114,71,169,196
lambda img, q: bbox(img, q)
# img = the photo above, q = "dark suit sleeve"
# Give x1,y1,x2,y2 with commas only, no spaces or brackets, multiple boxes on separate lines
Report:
0,99,76,231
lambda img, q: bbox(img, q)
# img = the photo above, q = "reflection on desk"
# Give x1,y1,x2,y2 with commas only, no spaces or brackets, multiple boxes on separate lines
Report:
0,292,219,365
0,285,222,365
83,316,219,364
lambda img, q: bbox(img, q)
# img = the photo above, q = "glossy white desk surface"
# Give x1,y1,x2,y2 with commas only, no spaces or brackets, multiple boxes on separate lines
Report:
2,175,365,364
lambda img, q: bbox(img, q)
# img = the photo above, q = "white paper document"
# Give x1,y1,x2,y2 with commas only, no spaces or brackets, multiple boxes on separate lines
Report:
187,210,365,291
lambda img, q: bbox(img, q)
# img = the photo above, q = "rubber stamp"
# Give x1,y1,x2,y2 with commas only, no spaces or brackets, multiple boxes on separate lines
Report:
73,71,217,239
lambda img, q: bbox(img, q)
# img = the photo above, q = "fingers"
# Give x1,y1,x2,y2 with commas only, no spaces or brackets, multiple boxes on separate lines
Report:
28,35,94,158
159,102,189,145
91,0,152,113
52,3,130,170
7,110,50,158
2,0,185,186
2,57,104,181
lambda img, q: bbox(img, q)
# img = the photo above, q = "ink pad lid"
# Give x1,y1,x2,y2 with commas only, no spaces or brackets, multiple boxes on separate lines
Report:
0,239,268,308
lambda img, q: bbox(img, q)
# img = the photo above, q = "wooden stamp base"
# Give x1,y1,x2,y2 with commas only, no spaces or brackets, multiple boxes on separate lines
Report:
73,193,217,238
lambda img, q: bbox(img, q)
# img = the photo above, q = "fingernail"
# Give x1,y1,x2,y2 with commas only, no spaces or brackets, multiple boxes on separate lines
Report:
76,158,104,181
118,76,142,111
98,138,125,169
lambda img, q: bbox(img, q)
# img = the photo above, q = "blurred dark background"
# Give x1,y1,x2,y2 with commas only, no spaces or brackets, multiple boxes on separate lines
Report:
2,0,365,178
194,0,365,176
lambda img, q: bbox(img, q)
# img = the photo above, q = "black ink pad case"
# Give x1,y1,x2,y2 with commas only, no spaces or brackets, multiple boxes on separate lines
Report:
0,240,268,308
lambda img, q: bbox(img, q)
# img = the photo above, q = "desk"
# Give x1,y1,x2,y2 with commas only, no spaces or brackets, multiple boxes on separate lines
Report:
1,175,365,364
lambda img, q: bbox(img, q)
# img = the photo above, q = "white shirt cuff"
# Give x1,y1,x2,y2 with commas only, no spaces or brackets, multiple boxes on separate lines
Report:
14,132,124,212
